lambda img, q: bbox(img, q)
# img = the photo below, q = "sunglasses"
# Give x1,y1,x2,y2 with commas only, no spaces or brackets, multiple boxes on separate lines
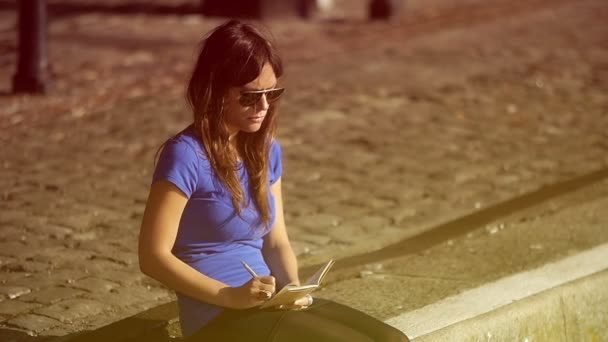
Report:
238,88,285,107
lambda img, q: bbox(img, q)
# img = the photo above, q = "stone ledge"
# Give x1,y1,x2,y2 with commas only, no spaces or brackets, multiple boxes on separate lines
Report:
411,269,608,341
387,243,608,340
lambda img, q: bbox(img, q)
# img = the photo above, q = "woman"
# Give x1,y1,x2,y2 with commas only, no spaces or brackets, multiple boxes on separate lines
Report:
138,20,409,341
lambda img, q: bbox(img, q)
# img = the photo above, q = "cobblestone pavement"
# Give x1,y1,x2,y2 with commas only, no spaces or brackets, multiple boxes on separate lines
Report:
1,0,607,339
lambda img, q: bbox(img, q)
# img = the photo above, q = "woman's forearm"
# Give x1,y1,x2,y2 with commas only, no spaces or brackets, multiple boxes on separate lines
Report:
140,251,234,308
262,242,300,288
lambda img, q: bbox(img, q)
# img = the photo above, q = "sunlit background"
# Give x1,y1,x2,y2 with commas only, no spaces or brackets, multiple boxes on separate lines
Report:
1,0,607,340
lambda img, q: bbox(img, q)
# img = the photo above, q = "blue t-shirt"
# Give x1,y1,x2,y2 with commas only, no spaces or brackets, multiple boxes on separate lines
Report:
151,124,282,337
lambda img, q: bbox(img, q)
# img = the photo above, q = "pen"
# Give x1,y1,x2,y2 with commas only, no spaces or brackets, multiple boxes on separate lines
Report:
241,261,258,277
242,261,272,300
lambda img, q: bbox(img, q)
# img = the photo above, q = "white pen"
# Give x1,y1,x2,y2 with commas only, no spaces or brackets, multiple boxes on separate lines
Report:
242,261,271,300
241,260,258,278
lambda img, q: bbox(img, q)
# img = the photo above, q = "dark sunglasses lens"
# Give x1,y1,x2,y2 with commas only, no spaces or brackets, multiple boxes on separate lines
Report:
239,89,284,106
266,88,284,102
239,93,262,106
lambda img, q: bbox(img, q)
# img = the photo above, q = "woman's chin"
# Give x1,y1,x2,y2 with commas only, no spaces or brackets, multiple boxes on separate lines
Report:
241,123,263,133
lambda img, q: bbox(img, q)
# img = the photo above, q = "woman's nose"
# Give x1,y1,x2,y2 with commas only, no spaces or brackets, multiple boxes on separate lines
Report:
257,93,270,110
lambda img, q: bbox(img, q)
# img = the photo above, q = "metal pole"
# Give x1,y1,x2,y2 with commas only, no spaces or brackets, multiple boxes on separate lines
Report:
13,0,49,94
369,0,403,20
297,0,313,19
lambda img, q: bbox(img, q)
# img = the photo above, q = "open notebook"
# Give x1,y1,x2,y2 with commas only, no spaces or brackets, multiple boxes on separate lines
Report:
260,259,335,309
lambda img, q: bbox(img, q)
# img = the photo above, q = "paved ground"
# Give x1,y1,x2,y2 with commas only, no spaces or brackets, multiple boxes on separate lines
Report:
0,0,607,340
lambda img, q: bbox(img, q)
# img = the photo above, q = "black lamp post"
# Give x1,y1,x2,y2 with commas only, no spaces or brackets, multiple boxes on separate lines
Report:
13,0,49,94
370,0,403,20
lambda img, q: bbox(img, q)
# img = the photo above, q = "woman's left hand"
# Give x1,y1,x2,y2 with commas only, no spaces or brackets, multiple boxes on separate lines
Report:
275,294,313,310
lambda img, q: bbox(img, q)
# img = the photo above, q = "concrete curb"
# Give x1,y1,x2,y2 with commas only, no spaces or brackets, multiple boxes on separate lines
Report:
386,243,608,341
406,270,608,341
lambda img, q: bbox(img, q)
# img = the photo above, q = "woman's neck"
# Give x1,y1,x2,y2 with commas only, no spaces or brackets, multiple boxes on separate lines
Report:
228,135,241,162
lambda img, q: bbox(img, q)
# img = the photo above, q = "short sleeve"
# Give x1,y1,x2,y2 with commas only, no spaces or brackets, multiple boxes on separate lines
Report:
152,139,200,198
269,140,283,185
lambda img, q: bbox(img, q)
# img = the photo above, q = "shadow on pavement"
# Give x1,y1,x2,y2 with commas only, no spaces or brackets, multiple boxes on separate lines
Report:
63,301,179,342
0,328,55,342
1,318,174,342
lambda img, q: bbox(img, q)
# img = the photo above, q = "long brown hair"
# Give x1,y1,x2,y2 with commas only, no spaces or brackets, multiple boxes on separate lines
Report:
185,20,283,230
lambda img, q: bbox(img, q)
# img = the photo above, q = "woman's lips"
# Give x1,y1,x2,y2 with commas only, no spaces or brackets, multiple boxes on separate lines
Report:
247,116,265,123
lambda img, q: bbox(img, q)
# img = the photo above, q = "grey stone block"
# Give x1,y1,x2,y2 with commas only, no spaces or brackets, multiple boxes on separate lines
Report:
19,286,86,305
0,286,31,300
0,300,41,316
7,313,61,333
68,277,120,293
33,299,106,323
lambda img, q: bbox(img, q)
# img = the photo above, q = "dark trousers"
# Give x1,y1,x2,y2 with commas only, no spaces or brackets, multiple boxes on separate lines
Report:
184,298,410,342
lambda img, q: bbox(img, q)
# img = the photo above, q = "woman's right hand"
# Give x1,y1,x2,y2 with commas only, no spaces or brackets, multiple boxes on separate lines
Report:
225,275,276,309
